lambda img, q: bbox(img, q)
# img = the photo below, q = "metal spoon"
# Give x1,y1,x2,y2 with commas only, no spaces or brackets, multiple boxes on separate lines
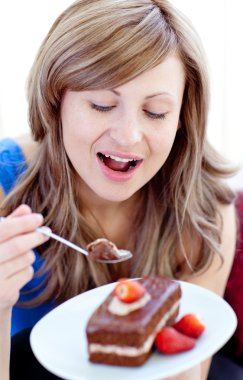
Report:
0,217,133,264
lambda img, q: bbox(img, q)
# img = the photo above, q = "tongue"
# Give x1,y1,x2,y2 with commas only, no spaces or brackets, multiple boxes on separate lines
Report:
103,157,131,172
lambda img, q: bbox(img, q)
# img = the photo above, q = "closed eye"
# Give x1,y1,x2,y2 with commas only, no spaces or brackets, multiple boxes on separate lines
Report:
144,110,167,120
91,103,115,112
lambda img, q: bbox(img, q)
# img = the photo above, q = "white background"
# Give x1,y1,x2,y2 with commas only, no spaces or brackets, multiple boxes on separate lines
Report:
0,1,243,186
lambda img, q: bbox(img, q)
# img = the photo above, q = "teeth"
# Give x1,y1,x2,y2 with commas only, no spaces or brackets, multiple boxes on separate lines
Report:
104,154,135,163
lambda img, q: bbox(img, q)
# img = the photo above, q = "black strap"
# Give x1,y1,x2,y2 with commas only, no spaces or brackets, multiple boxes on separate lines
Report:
208,353,243,380
10,328,62,380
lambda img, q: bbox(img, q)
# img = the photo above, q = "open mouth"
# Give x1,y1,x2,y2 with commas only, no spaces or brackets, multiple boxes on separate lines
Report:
97,153,140,172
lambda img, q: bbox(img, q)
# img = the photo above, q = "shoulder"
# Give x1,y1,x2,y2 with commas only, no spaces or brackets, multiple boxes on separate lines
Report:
0,185,5,204
217,202,237,269
186,201,237,296
0,134,38,198
0,134,37,161
14,134,38,162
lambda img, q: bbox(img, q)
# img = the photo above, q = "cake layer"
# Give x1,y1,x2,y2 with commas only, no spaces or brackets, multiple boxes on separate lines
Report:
88,350,151,367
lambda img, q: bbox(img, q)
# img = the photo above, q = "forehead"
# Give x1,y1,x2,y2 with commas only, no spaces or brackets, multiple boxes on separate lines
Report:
113,54,185,100
61,54,186,108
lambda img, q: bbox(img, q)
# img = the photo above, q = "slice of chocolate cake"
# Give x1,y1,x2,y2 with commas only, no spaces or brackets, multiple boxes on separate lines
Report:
86,276,181,366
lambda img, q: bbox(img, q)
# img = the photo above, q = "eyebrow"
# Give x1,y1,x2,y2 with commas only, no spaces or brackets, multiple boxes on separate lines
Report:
109,89,175,100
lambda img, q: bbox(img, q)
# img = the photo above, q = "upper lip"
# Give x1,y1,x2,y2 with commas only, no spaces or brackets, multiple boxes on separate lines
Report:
97,151,143,161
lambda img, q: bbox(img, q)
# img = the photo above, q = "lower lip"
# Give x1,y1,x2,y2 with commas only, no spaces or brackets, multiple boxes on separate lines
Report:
97,157,143,182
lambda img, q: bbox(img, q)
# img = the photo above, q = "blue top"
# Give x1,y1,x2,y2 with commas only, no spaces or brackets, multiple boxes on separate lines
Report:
0,138,55,335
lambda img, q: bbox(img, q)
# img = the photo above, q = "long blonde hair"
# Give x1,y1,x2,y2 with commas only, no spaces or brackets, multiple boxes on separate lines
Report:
1,0,235,305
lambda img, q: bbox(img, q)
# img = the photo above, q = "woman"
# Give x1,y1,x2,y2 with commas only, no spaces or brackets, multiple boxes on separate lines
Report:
0,0,236,379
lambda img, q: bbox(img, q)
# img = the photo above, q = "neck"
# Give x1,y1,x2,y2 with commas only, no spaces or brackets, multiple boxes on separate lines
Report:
77,182,141,248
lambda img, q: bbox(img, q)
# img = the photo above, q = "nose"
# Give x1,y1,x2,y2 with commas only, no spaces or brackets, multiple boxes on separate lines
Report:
109,113,142,147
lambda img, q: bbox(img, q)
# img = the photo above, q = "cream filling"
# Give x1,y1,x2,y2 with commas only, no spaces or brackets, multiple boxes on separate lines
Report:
108,293,151,316
89,300,180,357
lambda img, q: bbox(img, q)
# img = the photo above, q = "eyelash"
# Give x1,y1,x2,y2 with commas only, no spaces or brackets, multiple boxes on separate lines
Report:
91,103,114,112
144,111,167,120
91,103,167,120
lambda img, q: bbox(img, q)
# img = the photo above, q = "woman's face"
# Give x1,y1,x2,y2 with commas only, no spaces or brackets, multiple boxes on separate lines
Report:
61,54,185,204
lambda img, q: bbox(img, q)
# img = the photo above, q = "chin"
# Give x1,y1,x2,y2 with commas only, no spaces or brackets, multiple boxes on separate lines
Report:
95,189,137,203
101,194,135,203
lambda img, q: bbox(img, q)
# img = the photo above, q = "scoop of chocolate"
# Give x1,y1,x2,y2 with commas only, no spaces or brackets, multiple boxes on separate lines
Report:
86,238,121,261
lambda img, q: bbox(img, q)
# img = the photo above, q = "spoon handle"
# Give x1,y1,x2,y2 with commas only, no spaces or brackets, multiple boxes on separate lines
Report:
36,227,89,256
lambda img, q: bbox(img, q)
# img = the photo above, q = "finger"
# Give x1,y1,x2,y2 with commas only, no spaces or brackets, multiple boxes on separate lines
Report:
0,230,49,263
9,265,34,291
0,266,34,308
0,250,35,279
8,204,32,218
0,213,44,242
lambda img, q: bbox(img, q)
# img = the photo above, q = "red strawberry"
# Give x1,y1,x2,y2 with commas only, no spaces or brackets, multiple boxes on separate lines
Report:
114,279,146,303
155,326,196,354
173,313,205,338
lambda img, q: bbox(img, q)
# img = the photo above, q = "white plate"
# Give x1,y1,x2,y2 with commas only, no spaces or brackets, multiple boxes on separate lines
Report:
30,280,237,380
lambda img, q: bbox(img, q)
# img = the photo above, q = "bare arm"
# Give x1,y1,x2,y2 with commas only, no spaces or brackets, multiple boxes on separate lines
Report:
0,134,40,380
0,200,50,380
185,202,237,380
0,309,11,380
162,202,237,380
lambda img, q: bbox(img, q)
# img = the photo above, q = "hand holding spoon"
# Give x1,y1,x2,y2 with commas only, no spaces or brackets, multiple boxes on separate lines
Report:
0,217,133,264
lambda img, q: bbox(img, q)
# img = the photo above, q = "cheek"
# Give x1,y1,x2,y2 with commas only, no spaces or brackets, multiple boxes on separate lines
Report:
150,126,178,159
62,111,96,146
